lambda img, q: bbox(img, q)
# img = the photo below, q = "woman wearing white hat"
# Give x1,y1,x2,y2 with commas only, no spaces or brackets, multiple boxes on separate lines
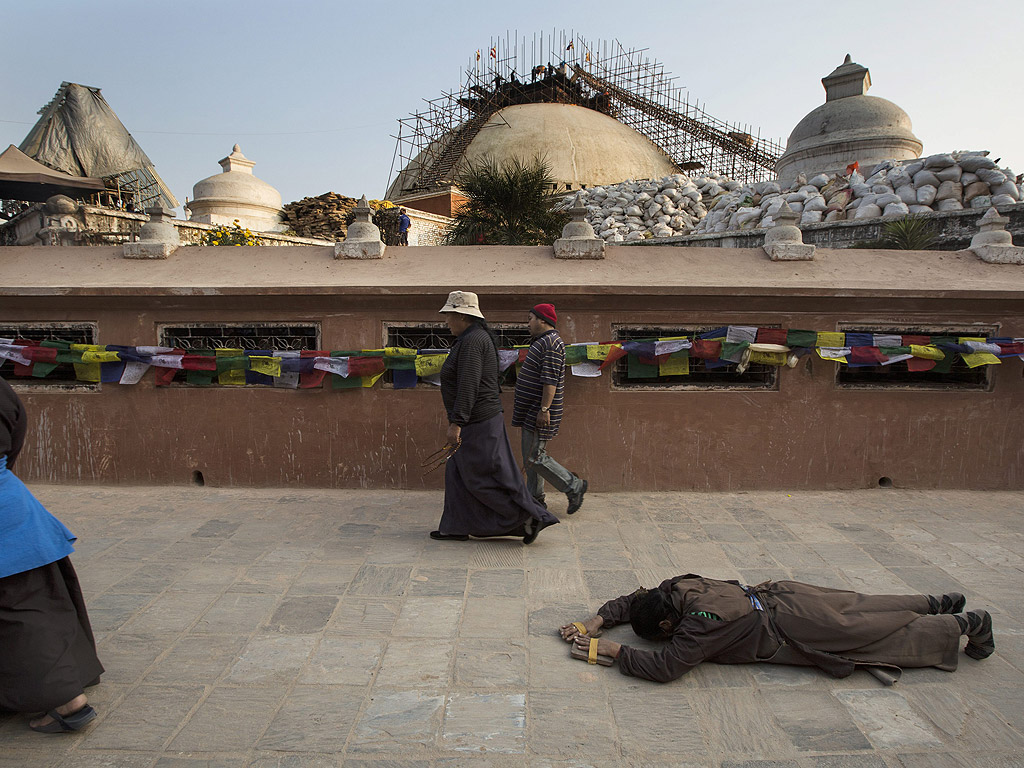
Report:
432,291,559,544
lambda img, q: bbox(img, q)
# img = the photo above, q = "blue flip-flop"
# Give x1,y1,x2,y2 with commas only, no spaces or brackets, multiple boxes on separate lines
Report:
30,705,97,733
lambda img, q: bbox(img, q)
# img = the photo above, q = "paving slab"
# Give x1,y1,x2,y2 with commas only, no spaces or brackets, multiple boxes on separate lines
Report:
1,485,1021,767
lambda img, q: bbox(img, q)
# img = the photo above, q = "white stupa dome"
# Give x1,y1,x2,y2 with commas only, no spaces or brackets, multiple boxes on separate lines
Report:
188,145,285,232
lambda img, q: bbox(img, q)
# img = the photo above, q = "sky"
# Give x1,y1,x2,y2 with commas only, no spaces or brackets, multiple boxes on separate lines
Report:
2,0,1022,213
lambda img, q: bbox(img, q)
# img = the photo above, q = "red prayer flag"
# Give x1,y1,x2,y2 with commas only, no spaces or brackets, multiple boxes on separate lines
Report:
154,366,178,387
846,161,859,175
181,355,217,371
599,344,628,370
347,356,386,378
13,361,33,376
849,346,887,365
998,342,1024,355
901,334,930,346
691,339,721,360
22,346,58,364
755,328,788,345
517,348,529,364
300,350,327,389
907,358,937,372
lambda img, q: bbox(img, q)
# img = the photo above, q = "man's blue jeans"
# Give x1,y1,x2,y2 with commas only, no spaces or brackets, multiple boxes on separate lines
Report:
520,427,581,502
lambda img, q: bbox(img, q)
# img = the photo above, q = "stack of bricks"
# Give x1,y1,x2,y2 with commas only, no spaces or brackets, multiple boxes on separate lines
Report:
281,193,361,240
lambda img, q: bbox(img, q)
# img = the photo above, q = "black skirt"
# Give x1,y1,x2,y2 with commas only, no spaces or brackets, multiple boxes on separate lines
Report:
439,413,559,537
0,557,104,713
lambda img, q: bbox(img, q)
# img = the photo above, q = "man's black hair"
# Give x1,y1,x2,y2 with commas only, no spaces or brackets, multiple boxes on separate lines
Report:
629,588,676,640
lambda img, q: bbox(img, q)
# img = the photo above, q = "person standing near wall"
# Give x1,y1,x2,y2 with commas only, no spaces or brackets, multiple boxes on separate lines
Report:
512,303,587,514
398,208,411,246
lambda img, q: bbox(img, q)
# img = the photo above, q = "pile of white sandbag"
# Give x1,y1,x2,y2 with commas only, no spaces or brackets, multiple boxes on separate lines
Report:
555,173,739,242
695,151,1022,234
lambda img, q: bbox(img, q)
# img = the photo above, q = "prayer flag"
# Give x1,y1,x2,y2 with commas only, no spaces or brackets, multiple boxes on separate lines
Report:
627,354,658,379
849,346,887,365
153,366,178,387
749,350,787,366
272,351,300,389
817,347,851,362
314,356,349,377
100,361,125,383
564,344,590,366
816,332,846,348
586,344,614,361
347,356,386,378
392,367,418,389
720,341,748,363
570,362,602,377
417,353,449,376
726,326,757,344
690,339,721,360
119,361,150,385
490,47,496,58
249,355,282,378
786,329,817,348
215,349,247,386
653,339,690,356
659,351,689,376
73,362,101,382
300,350,328,389
599,344,628,370
756,328,787,345
959,337,1001,368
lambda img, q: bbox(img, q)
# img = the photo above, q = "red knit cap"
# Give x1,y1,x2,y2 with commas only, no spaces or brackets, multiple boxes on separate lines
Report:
531,303,557,326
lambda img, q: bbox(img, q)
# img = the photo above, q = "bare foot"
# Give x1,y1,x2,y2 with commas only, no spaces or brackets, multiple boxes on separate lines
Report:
28,694,87,730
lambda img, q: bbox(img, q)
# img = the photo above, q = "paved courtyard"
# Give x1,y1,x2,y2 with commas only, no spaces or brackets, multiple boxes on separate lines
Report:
2,486,1022,768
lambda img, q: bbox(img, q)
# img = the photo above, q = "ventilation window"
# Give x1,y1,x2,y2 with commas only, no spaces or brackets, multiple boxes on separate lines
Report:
0,323,98,388
385,323,534,386
612,326,778,390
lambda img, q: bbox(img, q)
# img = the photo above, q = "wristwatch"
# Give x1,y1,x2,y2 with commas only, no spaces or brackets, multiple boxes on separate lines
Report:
540,406,550,412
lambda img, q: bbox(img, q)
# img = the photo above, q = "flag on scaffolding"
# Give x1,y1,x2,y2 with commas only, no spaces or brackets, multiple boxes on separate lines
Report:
489,47,496,59
475,50,481,61
566,41,574,50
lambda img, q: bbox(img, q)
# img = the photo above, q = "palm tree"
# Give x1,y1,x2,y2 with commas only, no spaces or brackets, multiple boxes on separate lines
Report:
444,156,568,245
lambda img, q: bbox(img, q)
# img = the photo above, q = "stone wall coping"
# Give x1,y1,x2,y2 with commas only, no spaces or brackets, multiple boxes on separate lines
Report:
2,244,1023,299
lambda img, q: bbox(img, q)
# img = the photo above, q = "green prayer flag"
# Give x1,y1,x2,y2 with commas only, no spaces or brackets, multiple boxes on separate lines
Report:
186,370,215,386
931,337,956,373
628,354,658,379
564,346,589,366
786,329,817,347
31,362,58,378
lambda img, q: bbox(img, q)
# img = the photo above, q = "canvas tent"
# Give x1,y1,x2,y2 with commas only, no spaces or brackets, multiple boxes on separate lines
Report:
0,144,105,202
19,82,178,208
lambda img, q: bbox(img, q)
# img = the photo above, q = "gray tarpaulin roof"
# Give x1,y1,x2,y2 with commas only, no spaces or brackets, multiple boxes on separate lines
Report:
19,82,178,207
0,144,105,202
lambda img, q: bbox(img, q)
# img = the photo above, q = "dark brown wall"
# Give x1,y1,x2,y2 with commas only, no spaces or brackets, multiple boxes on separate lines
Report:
5,290,1022,490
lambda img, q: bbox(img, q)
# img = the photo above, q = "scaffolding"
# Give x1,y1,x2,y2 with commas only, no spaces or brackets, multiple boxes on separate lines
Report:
388,32,785,196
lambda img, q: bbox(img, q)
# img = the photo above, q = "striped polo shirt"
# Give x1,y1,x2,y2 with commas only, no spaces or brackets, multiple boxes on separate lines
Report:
512,329,566,440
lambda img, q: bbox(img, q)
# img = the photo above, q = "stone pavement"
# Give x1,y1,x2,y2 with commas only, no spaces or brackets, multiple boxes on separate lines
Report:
2,486,1023,768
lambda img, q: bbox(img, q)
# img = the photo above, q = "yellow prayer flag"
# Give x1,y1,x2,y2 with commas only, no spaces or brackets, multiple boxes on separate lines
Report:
659,353,689,376
749,351,787,366
958,337,1001,368
73,362,102,382
361,372,384,388
415,354,447,377
909,345,945,361
383,347,416,357
80,350,121,363
70,343,104,352
816,332,846,348
249,356,282,377
587,344,614,361
218,370,246,386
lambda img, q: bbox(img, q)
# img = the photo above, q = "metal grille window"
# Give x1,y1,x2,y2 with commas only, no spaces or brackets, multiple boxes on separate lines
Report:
158,323,320,385
835,325,995,389
384,323,534,385
612,326,778,389
0,323,97,385
159,323,320,351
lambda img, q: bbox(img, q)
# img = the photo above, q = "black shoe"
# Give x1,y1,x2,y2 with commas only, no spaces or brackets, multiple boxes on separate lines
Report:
430,530,468,541
523,518,557,545
963,610,995,660
566,479,588,515
927,592,966,615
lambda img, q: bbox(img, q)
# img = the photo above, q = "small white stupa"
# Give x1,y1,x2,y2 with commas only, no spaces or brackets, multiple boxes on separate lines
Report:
188,144,285,232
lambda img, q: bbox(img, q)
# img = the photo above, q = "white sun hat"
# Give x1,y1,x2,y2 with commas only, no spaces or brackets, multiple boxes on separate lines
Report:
439,290,485,319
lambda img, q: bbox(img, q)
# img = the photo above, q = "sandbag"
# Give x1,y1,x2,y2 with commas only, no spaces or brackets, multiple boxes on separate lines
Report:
851,183,872,198
897,185,918,205
924,154,955,169
883,202,910,216
991,194,1017,207
800,209,823,226
854,204,882,219
934,180,962,202
991,181,1021,201
872,184,893,195
888,167,913,188
803,195,827,212
808,173,830,188
960,172,979,186
916,185,937,205
903,161,924,177
964,181,990,202
959,155,997,173
908,205,934,214
875,192,901,207
934,165,963,183
913,170,941,188
824,209,845,222
935,198,963,211
969,195,992,209
976,168,1007,186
